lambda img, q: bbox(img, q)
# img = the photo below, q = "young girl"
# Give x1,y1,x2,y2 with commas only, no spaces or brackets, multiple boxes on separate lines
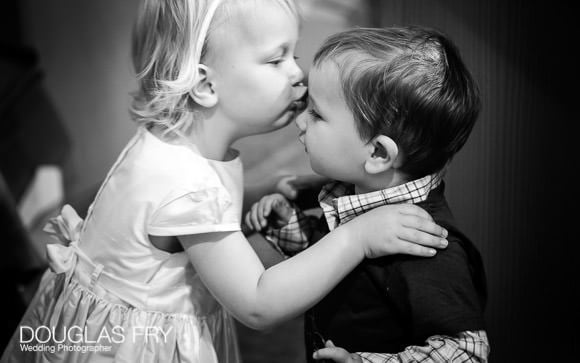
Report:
1,1,447,362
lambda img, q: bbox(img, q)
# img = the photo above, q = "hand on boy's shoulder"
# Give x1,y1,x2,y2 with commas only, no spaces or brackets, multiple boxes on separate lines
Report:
395,236,472,275
349,203,448,259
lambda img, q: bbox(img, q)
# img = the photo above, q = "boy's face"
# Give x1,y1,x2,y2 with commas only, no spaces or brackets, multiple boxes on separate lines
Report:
295,61,369,184
206,0,306,137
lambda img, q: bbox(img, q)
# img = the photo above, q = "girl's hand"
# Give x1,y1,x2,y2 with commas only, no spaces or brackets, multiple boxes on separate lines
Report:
345,203,448,259
313,340,363,363
244,193,293,231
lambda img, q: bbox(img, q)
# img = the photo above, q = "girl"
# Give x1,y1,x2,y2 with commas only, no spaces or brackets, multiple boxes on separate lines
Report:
1,1,447,362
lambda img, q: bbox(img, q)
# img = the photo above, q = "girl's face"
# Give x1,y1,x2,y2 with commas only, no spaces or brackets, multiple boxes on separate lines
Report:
295,60,369,184
206,0,305,138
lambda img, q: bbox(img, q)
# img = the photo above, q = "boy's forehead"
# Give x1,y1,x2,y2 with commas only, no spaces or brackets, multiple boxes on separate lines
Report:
316,51,368,74
309,61,345,103
310,51,371,100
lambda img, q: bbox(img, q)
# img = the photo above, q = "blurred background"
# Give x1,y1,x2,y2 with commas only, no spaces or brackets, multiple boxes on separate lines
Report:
0,0,574,362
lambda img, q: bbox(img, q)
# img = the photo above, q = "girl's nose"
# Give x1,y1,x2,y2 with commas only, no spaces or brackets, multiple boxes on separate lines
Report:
289,59,304,85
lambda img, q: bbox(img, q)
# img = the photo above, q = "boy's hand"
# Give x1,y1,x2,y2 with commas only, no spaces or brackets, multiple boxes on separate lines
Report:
274,175,299,200
244,193,293,232
346,203,448,259
275,174,331,200
313,340,362,363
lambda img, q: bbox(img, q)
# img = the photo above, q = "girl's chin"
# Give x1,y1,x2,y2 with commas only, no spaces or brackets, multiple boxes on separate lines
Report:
270,110,298,128
248,117,292,136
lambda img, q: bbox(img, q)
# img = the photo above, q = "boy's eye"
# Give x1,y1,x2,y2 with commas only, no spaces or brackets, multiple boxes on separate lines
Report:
308,109,323,121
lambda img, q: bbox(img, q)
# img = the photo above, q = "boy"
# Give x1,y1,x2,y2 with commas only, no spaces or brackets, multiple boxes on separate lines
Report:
245,26,489,362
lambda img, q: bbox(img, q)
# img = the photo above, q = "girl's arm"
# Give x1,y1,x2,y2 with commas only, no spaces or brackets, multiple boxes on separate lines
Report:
179,203,446,329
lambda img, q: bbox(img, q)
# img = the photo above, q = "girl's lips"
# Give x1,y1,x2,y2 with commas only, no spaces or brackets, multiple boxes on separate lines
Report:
291,100,307,113
290,85,308,113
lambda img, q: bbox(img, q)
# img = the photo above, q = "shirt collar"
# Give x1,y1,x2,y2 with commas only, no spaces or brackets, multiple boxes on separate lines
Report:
318,173,443,231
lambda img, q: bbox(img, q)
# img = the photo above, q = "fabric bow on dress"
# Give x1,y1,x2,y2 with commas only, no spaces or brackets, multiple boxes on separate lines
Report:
43,204,83,274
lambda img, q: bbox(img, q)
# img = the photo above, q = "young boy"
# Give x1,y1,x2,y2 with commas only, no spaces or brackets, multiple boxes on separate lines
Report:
245,26,489,362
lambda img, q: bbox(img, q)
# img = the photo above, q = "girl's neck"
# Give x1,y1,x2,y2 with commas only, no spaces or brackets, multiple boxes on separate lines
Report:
151,117,236,161
191,132,232,161
188,116,237,161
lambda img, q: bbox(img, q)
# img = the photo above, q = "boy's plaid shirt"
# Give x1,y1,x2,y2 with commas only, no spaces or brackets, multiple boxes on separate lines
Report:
263,173,490,362
319,172,443,231
265,172,443,255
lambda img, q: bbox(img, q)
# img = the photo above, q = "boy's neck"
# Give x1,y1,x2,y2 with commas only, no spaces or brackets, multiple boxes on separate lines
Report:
353,171,409,195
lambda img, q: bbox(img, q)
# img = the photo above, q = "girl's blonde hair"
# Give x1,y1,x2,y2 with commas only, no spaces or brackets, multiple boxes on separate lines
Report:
130,0,300,136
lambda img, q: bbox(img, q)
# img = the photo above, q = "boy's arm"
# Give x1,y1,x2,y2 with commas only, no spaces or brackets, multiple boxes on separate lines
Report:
356,331,489,362
314,331,490,362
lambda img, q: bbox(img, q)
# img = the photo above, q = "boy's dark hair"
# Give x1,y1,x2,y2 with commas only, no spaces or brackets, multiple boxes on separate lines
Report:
313,26,480,178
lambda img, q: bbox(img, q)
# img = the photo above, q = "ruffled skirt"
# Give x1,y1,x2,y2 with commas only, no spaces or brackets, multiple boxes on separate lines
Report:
1,269,241,363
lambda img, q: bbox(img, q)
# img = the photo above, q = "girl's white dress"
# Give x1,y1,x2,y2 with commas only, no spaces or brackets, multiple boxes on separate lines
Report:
1,127,243,362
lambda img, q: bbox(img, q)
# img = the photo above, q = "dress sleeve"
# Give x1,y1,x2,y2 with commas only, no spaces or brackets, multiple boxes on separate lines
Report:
148,187,241,236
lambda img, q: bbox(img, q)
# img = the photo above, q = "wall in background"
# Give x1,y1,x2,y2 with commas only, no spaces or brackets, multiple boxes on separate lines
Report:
375,1,573,361
21,0,140,200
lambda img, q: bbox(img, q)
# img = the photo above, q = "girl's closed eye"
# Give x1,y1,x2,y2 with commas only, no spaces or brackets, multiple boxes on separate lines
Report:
267,58,283,66
267,49,289,66
268,54,297,66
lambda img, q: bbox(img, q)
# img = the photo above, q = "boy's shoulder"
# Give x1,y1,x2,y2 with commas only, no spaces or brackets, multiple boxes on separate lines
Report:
364,184,487,313
362,224,486,335
367,231,479,283
398,183,485,289
363,181,486,284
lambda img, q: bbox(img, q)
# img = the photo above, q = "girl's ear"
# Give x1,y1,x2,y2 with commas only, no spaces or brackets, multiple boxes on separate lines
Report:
190,64,218,108
364,135,401,174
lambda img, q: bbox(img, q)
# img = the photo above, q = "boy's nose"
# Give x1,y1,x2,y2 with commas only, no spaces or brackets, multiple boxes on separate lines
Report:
295,112,307,132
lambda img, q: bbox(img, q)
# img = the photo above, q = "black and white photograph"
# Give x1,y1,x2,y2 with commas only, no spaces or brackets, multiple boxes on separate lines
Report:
0,1,573,362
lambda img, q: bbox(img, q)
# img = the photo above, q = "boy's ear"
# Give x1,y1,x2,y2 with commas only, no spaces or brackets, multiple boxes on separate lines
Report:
364,135,401,174
189,64,218,108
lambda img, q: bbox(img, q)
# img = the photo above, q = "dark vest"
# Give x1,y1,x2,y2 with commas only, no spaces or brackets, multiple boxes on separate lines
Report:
305,184,487,360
